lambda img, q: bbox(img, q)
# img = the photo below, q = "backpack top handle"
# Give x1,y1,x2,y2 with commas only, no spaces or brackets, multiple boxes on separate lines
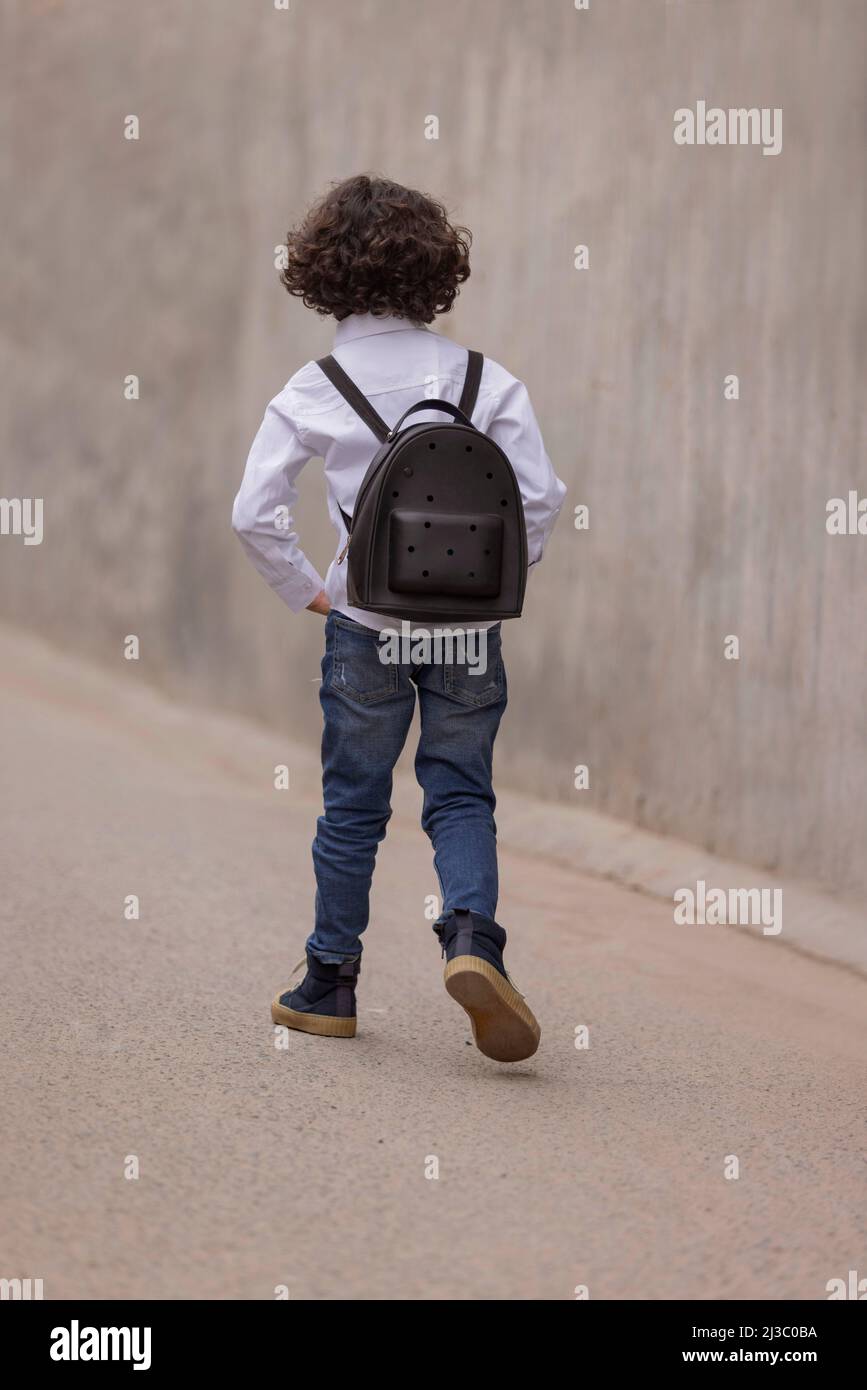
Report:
385,398,476,441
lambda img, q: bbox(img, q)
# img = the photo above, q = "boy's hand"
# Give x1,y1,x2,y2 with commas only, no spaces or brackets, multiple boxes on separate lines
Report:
306,589,331,616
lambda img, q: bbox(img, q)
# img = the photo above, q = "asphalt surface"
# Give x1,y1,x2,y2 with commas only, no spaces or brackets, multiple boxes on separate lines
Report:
1,627,866,1300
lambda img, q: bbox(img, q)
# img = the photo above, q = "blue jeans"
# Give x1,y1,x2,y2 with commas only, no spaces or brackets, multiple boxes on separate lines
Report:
307,612,507,963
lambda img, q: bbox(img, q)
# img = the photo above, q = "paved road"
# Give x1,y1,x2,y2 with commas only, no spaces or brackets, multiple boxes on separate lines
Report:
1,627,865,1300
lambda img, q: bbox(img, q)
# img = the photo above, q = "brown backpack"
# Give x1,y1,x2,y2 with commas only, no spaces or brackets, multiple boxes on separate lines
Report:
318,349,528,622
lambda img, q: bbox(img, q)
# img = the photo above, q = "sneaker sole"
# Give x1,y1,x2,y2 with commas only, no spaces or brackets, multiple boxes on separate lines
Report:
443,956,540,1062
270,996,357,1038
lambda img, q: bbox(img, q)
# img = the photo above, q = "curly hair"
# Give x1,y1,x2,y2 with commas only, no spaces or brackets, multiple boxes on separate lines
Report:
280,174,471,323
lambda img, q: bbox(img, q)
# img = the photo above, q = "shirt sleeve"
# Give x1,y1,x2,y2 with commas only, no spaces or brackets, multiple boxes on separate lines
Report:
485,379,567,567
231,391,326,613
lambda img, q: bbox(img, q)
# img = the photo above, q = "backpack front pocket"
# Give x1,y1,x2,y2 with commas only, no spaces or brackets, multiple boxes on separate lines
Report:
387,510,503,599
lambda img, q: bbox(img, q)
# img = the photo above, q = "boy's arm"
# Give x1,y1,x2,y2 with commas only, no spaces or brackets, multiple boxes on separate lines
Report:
232,390,327,613
484,378,567,568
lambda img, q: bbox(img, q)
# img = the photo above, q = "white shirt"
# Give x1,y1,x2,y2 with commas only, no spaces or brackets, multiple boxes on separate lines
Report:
232,313,567,630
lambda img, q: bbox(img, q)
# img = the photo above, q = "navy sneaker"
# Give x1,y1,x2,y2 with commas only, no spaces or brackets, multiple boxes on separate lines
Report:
433,909,540,1062
271,950,360,1038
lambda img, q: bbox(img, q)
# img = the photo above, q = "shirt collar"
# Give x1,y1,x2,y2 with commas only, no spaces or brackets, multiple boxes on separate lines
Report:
333,312,428,347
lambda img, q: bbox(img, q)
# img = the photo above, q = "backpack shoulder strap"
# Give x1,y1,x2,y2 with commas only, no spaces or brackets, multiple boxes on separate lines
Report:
458,349,484,421
317,354,390,444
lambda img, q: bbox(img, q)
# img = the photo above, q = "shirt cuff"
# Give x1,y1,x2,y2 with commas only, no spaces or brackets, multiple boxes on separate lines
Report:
274,569,326,613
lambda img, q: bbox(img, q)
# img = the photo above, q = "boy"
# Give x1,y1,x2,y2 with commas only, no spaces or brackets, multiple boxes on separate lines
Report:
232,174,566,1062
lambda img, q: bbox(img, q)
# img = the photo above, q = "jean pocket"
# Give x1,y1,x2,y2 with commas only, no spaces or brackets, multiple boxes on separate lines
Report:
442,629,504,708
331,619,399,705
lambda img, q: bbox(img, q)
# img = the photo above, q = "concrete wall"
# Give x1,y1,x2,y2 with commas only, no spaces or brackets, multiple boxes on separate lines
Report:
2,0,865,898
